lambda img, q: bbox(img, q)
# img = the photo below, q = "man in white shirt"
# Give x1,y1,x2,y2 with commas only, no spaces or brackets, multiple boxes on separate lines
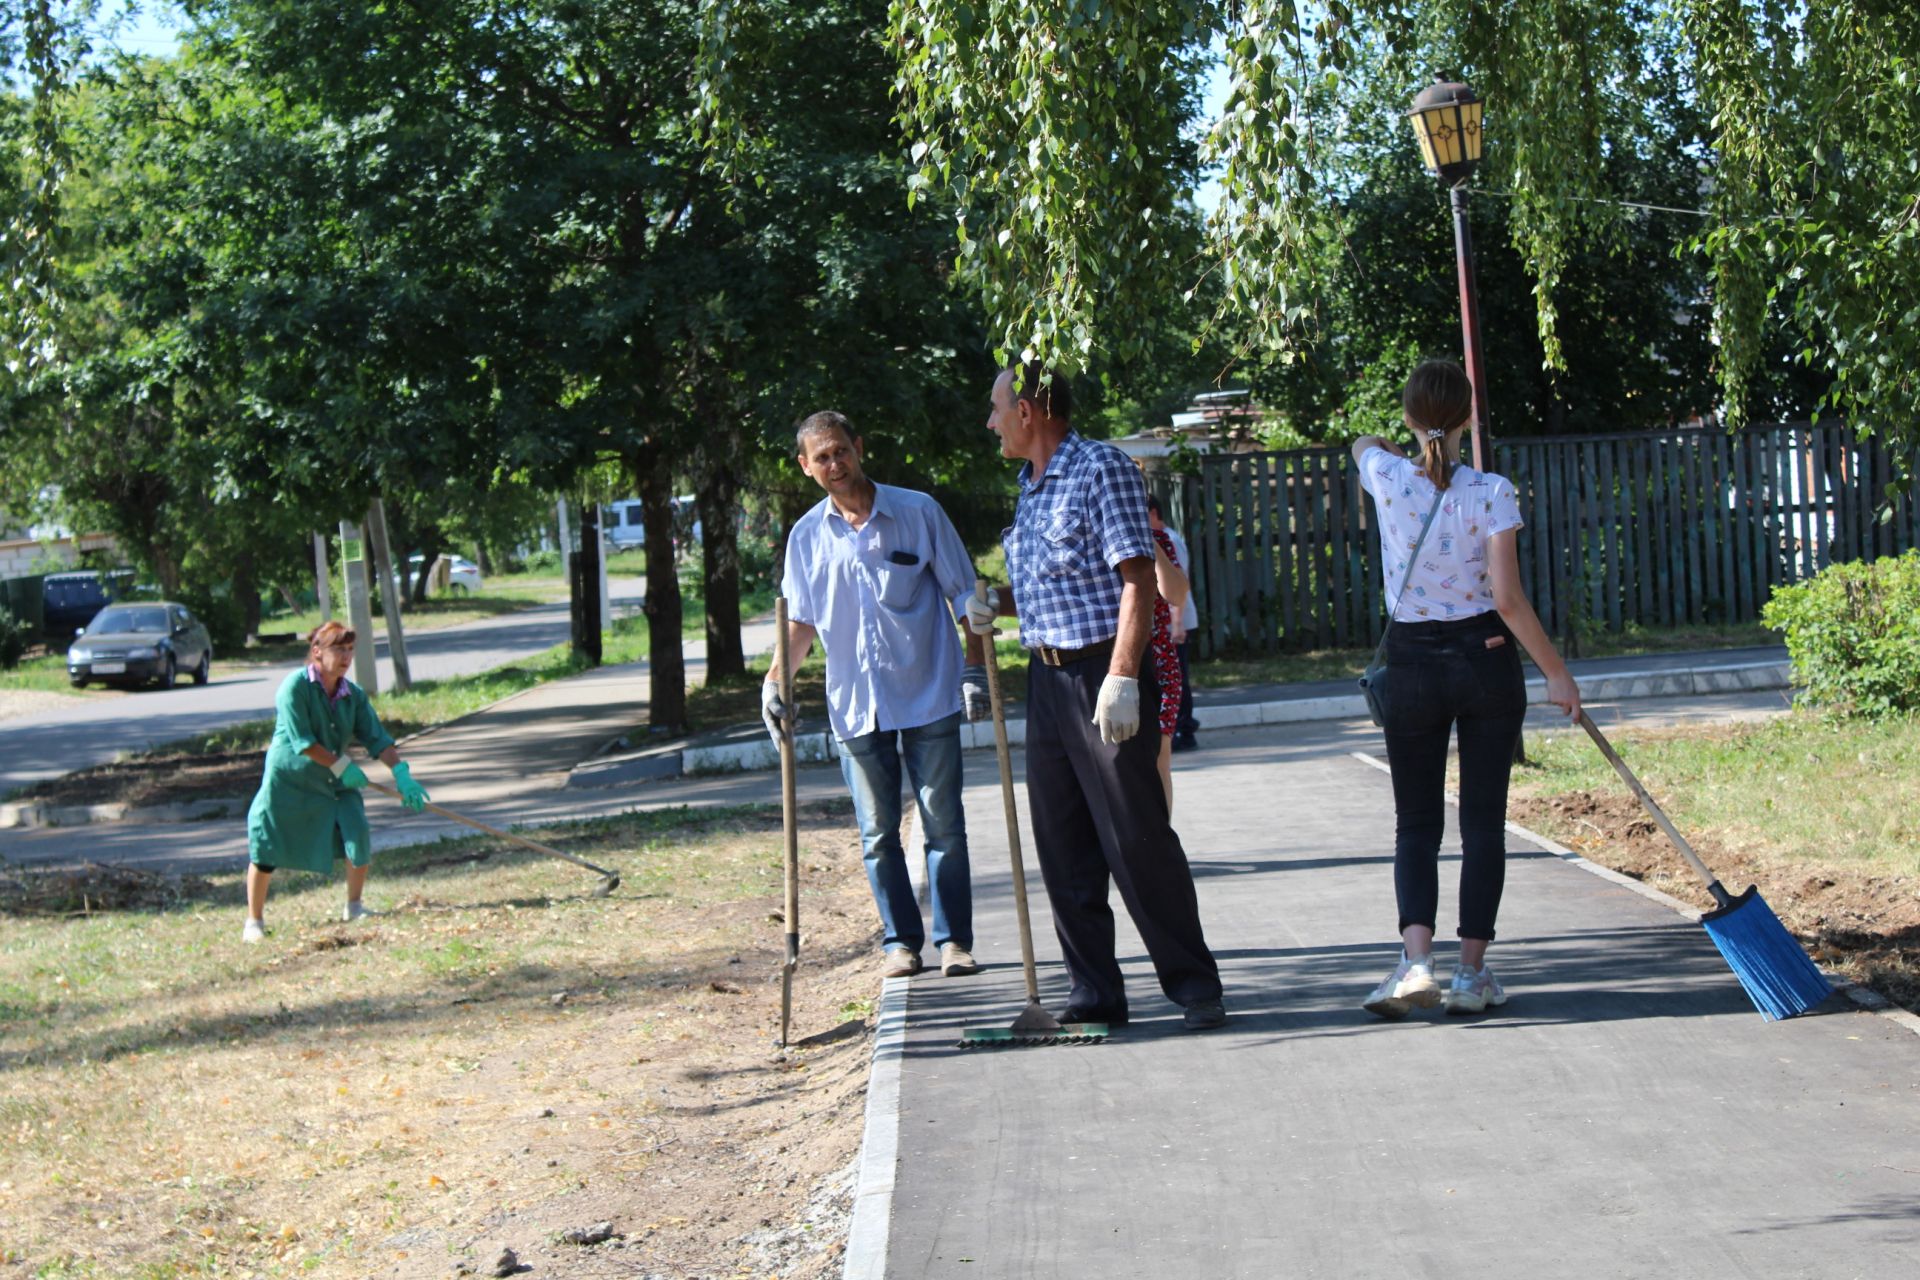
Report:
762,411,985,980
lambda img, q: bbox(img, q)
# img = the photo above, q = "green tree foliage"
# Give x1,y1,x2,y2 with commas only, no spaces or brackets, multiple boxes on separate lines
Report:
0,1,87,385
844,3,1920,438
183,0,1007,725
1250,20,1826,438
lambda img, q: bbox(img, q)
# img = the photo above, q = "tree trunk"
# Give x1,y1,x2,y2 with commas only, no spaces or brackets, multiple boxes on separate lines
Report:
698,462,744,680
234,547,262,638
634,450,687,732
411,535,439,602
571,501,603,665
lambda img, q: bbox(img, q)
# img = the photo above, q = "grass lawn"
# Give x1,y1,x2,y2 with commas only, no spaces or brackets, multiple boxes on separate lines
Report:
0,800,877,1279
1510,711,1920,875
0,654,118,699
1503,710,1920,1009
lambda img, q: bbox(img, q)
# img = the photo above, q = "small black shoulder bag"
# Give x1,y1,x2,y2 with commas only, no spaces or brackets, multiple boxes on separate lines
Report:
1358,486,1446,729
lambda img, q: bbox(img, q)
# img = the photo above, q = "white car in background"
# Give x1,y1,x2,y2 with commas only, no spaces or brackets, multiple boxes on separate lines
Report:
406,554,483,596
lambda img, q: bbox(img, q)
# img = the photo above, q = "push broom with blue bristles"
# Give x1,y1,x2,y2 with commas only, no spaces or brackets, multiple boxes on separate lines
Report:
1579,712,1832,1020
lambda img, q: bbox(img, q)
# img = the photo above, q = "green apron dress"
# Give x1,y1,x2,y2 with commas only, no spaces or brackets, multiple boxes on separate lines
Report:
246,669,397,874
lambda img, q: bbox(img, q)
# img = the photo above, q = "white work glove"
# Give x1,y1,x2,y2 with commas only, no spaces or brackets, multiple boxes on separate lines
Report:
1092,674,1140,745
963,587,999,636
959,665,990,722
760,679,789,743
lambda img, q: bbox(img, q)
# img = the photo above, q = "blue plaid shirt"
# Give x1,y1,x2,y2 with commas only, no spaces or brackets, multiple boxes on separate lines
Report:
1002,431,1155,649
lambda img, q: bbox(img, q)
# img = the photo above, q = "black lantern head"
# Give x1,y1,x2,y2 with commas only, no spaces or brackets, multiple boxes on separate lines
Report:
1408,79,1484,185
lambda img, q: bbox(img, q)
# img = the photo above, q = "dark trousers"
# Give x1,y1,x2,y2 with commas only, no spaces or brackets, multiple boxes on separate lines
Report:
1378,612,1528,941
1174,639,1197,737
1025,653,1222,1016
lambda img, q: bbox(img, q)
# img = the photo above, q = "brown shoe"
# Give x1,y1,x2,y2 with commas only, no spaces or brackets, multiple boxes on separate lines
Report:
882,947,922,979
940,944,981,977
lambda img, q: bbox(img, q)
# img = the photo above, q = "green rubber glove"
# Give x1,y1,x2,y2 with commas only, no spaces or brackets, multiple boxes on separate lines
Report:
338,761,369,790
392,760,430,811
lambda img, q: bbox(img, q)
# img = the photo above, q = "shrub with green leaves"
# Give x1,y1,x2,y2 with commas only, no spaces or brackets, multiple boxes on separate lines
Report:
0,607,28,670
1762,551,1920,718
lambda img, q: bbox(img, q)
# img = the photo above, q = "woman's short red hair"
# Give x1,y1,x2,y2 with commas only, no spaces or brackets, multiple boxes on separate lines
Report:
308,620,356,653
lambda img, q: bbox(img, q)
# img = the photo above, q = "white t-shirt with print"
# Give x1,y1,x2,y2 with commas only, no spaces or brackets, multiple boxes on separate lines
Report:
1359,448,1524,622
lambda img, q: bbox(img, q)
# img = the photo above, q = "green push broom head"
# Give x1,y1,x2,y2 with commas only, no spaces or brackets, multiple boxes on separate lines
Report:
1700,885,1832,1021
959,999,1109,1048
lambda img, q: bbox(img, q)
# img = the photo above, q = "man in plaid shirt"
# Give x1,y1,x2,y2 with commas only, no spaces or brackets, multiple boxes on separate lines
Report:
966,363,1226,1032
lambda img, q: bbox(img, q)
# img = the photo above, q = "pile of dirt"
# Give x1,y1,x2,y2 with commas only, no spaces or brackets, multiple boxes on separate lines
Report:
0,859,218,916
1512,790,1920,1013
14,749,261,809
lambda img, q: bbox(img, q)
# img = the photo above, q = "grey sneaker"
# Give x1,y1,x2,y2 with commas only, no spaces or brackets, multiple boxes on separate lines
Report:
1444,963,1508,1014
881,947,922,979
343,901,380,923
241,918,266,945
1362,953,1442,1019
939,944,980,977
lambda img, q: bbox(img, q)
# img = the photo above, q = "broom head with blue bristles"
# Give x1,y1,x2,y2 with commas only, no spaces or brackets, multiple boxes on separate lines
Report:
1699,883,1834,1021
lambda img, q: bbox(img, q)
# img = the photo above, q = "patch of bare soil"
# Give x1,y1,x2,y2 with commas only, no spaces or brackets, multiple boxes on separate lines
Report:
1512,790,1920,1013
13,749,261,809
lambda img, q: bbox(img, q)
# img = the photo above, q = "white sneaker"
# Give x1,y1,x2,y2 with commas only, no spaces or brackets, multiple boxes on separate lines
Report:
1444,963,1508,1014
343,901,379,923
241,918,266,945
1362,953,1442,1019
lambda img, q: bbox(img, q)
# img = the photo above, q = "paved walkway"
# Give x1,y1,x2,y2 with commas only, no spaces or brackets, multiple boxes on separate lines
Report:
861,716,1919,1279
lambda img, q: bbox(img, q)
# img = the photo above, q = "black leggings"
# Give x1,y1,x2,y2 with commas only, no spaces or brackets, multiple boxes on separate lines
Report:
1378,612,1528,941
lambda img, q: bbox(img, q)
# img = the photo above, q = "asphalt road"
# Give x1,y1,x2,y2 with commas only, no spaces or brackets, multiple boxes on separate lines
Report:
0,576,645,796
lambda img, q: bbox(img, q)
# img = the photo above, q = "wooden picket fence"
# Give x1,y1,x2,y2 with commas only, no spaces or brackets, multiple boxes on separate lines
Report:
1157,422,1920,658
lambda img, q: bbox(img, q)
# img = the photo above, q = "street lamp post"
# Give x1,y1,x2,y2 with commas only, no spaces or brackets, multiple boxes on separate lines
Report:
1410,78,1525,761
1408,78,1490,469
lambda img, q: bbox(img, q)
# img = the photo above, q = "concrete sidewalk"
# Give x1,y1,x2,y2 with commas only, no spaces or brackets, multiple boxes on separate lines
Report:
851,716,1919,1278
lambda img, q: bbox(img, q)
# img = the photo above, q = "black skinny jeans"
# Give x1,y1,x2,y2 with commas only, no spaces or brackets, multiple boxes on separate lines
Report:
1378,611,1528,941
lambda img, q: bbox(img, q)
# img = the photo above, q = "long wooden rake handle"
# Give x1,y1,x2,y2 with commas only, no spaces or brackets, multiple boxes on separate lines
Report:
1576,711,1730,906
776,598,801,1046
362,779,619,881
978,579,1042,1005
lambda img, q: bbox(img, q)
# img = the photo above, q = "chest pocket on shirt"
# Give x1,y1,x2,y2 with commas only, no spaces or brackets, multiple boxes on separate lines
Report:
873,551,927,611
1039,513,1091,578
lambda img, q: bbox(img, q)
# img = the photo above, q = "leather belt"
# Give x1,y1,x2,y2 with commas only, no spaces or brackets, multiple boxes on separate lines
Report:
1032,638,1115,668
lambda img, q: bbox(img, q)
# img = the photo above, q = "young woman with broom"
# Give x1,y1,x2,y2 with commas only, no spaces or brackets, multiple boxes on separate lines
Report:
241,620,431,943
1350,359,1581,1017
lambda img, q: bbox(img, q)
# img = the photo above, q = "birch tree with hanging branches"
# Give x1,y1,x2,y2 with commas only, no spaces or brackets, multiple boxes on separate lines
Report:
707,1,1920,440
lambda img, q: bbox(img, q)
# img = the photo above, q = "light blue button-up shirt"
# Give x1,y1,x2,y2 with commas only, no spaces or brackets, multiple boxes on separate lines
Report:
782,483,977,741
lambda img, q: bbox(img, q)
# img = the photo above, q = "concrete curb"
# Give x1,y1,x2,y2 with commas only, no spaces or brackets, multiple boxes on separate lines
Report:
1348,748,1920,1041
842,974,911,1280
570,658,1792,787
0,795,245,830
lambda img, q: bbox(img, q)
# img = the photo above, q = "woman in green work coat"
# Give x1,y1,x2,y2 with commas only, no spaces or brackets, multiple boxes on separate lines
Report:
242,620,430,943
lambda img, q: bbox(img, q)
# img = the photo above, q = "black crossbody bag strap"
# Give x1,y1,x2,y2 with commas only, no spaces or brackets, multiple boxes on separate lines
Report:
1368,484,1447,666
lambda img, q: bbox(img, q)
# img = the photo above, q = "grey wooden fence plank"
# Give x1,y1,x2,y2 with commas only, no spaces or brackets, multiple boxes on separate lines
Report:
1203,460,1225,654
1255,455,1275,652
1626,439,1650,626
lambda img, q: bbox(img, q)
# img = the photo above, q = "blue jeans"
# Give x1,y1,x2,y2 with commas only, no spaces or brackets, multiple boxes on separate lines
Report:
837,711,972,953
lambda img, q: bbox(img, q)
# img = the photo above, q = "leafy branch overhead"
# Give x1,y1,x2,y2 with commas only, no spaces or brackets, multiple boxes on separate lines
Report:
710,1,1920,434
